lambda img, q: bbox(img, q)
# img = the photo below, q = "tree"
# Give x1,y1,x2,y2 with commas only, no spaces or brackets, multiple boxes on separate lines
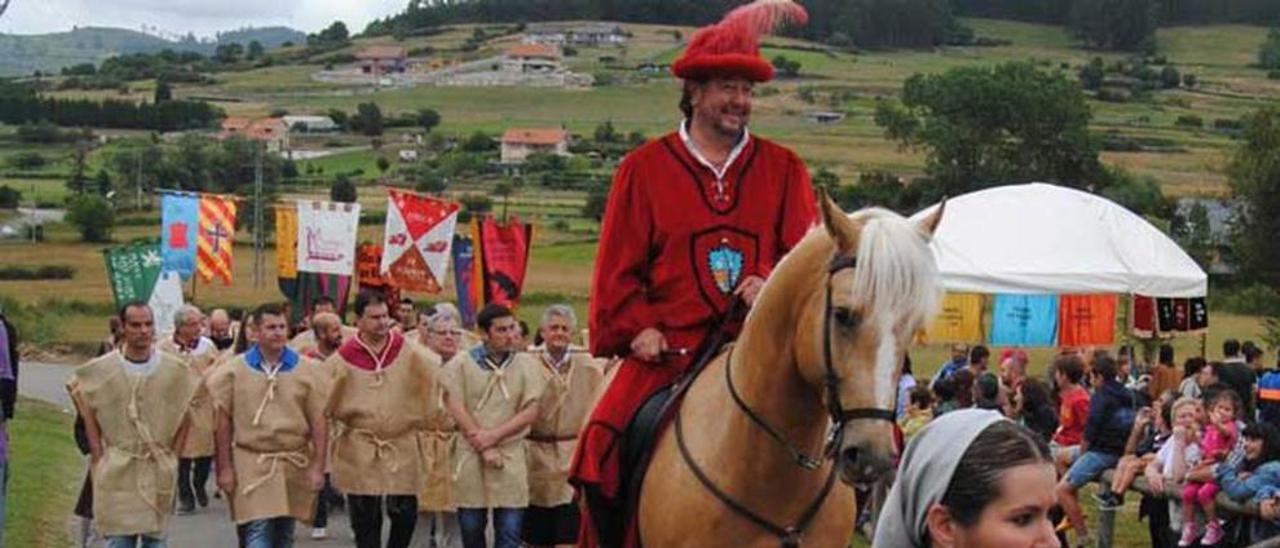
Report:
351,102,384,136
492,180,516,219
875,62,1102,201
1078,57,1105,90
811,167,840,190
376,156,391,174
1067,0,1157,52
1160,66,1182,89
330,176,358,203
67,137,91,195
416,108,441,133
1260,28,1280,69
214,43,244,64
462,131,496,152
0,185,21,208
154,78,172,103
414,167,447,194
94,168,113,196
6,151,47,170
594,120,618,143
247,40,265,60
65,194,116,242
1229,106,1280,287
772,55,801,78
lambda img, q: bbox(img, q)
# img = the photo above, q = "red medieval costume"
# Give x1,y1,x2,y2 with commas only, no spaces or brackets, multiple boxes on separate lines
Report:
570,5,816,543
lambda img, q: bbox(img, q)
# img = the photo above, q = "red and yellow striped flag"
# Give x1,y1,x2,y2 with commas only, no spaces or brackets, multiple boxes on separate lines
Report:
197,195,237,284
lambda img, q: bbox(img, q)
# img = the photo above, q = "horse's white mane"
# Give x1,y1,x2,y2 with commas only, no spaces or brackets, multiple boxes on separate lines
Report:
847,208,942,329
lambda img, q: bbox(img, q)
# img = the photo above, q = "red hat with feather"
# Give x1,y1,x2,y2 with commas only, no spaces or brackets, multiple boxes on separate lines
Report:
672,0,808,82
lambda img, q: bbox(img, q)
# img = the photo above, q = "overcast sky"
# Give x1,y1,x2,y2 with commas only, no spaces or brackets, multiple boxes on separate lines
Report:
1,0,407,37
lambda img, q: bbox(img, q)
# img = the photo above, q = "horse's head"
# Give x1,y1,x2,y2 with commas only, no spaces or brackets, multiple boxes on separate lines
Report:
793,193,943,486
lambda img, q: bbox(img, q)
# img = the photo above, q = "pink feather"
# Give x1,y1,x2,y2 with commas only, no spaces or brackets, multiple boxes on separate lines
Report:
688,0,809,54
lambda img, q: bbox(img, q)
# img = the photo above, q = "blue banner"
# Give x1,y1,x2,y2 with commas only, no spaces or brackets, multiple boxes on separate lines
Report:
452,233,478,328
990,294,1059,347
160,194,199,280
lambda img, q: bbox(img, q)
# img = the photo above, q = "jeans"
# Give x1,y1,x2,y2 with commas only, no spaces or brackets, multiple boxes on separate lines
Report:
348,494,418,548
312,474,337,528
457,507,523,548
177,456,213,507
103,535,166,548
1064,450,1120,489
237,516,297,548
411,512,462,548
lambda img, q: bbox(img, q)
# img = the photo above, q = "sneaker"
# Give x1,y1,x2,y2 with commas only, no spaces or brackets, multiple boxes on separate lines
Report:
1201,520,1225,545
1093,491,1122,509
195,486,209,508
1178,523,1199,547
176,501,196,515
311,527,328,540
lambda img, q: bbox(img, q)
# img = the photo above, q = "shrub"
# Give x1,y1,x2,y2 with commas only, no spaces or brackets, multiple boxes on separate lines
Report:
6,151,48,170
1269,70,1280,80
0,265,75,280
0,185,21,208
329,176,357,203
1175,115,1204,128
64,194,116,242
1183,73,1198,87
1160,66,1181,89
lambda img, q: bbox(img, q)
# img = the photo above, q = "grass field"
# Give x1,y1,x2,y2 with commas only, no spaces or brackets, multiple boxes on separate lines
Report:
5,397,82,548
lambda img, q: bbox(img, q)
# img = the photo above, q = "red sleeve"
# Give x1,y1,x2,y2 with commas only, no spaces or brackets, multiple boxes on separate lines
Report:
589,159,654,358
760,152,818,279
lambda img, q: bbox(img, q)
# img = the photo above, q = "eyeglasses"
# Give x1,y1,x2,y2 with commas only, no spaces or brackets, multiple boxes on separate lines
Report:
430,329,462,338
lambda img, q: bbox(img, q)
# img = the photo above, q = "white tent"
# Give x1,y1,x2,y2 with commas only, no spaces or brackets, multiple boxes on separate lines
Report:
909,183,1208,298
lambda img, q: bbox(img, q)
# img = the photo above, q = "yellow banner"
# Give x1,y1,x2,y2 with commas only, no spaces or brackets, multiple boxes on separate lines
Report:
924,293,985,344
275,204,298,280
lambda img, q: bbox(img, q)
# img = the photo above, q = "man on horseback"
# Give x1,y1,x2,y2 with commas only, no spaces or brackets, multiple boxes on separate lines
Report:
569,1,817,545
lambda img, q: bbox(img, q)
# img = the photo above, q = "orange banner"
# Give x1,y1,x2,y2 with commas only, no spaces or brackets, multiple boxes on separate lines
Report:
197,195,237,285
1057,294,1117,347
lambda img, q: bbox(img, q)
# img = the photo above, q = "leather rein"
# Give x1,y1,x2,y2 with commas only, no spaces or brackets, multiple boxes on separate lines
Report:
673,253,897,547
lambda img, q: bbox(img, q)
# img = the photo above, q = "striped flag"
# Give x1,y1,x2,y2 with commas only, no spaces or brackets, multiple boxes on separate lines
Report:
197,195,238,284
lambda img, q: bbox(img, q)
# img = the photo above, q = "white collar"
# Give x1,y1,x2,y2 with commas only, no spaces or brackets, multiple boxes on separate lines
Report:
678,119,750,182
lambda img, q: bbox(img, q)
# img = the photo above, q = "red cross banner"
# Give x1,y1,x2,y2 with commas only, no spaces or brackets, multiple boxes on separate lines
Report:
380,188,460,293
197,194,238,284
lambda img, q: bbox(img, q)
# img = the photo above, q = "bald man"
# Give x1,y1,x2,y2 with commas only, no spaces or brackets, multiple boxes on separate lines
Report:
302,313,345,361
208,309,235,352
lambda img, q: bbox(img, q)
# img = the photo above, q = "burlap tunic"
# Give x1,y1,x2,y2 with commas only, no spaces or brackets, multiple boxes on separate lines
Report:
527,347,606,508
411,344,458,512
326,333,437,496
209,348,325,524
157,336,219,458
68,351,197,537
443,347,546,509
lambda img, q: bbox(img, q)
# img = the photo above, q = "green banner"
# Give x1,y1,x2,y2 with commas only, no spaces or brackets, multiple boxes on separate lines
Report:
103,240,164,310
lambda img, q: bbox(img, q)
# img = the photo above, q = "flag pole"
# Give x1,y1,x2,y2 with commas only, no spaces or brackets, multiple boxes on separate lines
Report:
253,142,265,288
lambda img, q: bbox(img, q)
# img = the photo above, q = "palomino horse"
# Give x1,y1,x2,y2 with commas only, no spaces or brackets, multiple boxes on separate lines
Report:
638,195,944,546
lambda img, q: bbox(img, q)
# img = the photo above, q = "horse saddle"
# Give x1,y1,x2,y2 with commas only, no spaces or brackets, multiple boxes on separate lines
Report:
621,385,678,506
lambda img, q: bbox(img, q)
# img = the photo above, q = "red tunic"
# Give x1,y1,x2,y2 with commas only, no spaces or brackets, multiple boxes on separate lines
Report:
571,131,817,544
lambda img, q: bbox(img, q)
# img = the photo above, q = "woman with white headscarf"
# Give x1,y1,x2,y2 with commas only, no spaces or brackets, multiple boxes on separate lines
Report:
875,409,1061,548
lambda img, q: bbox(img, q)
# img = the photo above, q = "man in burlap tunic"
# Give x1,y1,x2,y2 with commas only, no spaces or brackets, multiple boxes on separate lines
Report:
68,302,198,548
411,303,467,548
211,303,328,547
443,304,546,548
325,291,439,548
522,305,606,548
157,304,220,514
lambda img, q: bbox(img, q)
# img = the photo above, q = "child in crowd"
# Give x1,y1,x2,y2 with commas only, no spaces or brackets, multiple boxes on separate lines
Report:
1180,390,1242,546
1217,422,1280,543
898,385,934,440
932,376,958,416
1051,354,1091,474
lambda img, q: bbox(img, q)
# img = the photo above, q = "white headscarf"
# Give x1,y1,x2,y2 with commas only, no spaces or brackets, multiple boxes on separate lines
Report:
874,409,1006,547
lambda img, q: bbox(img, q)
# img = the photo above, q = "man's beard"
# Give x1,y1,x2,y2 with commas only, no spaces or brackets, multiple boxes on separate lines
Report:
211,336,234,351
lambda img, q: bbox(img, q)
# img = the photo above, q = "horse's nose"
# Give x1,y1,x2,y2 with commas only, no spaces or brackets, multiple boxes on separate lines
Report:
840,445,892,484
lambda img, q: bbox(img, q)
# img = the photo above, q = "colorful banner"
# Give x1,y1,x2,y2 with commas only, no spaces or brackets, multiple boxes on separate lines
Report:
1057,294,1117,347
990,294,1059,347
1132,294,1156,338
1133,294,1208,337
275,205,298,280
356,243,400,305
381,189,460,293
477,215,533,309
197,195,238,285
160,194,199,279
452,233,479,328
924,293,984,343
297,200,360,276
103,240,183,330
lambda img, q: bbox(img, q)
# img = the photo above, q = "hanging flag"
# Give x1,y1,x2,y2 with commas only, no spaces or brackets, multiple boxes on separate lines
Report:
1131,294,1156,338
381,189,460,293
477,215,533,309
990,294,1059,347
924,293,985,343
452,233,479,328
103,240,184,329
160,194,199,279
1156,298,1177,333
1189,298,1209,331
1057,294,1117,347
356,243,401,305
275,204,299,280
196,194,238,285
1172,299,1191,331
297,200,361,276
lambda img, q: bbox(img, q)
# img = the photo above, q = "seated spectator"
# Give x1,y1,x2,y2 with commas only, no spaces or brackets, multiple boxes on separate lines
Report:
973,372,1003,412
1099,390,1177,508
1180,389,1242,546
933,377,959,417
1057,355,1135,548
875,410,1059,547
1145,397,1205,547
1216,422,1280,543
1181,357,1209,399
899,385,935,440
1015,378,1058,444
1149,344,1182,404
1051,354,1091,474
950,369,976,410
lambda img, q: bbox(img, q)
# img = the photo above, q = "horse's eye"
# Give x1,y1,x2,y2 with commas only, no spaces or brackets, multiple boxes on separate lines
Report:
833,307,860,330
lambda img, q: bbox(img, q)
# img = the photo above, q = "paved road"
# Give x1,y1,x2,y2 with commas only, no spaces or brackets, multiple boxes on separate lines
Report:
18,361,366,547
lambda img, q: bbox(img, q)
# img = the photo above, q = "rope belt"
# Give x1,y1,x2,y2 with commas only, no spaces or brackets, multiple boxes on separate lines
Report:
113,444,175,516
528,433,578,443
349,428,402,474
239,449,310,497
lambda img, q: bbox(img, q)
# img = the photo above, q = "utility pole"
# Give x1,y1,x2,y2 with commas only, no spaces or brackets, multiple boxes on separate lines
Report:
253,141,265,288
135,152,143,211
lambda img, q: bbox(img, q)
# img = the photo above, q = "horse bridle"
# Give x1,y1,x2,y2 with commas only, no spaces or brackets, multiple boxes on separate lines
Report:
676,252,899,547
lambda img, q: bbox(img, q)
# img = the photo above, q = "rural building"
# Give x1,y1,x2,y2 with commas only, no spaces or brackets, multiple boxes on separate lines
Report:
523,24,628,46
398,149,420,162
282,115,338,133
500,128,571,164
219,117,290,153
503,44,563,73
356,46,408,75
807,111,846,124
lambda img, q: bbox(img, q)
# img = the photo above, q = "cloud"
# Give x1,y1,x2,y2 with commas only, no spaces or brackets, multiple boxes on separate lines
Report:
1,0,406,36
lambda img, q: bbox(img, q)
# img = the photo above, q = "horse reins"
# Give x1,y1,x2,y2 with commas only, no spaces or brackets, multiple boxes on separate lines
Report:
674,252,898,547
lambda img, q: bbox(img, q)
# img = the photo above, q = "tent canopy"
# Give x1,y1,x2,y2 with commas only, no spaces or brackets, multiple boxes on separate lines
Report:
909,183,1208,298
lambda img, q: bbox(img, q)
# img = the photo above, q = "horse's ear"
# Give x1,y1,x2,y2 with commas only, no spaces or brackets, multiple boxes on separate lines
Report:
917,198,946,241
818,188,858,252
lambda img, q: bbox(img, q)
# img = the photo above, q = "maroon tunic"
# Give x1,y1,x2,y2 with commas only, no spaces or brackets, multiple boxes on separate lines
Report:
571,130,817,545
